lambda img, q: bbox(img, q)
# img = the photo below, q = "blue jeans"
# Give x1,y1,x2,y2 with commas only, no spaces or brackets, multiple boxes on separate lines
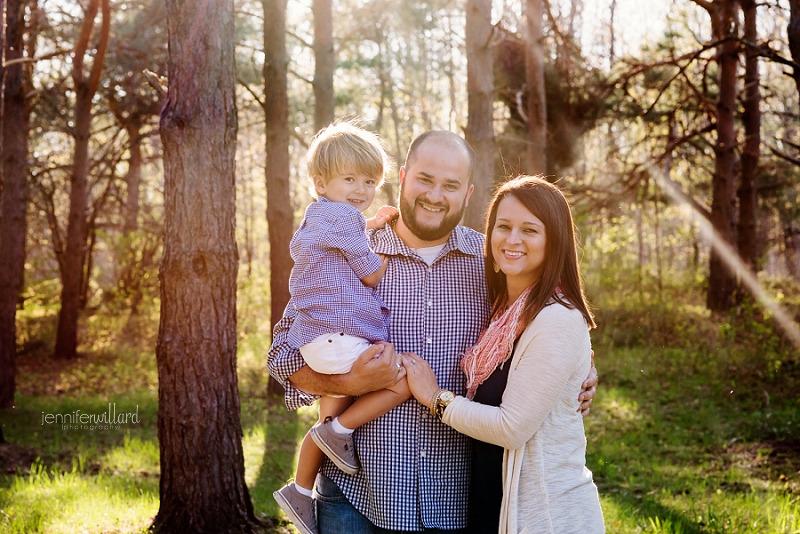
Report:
314,474,469,534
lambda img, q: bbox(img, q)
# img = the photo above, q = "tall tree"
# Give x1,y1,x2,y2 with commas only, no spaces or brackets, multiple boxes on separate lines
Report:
0,0,32,407
152,0,259,530
54,0,110,359
313,0,334,131
692,0,740,311
738,0,760,272
105,0,167,313
263,0,293,397
525,0,547,175
789,0,800,95
464,0,496,230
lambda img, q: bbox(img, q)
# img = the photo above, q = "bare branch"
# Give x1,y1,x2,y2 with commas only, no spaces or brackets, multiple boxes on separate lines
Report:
86,0,111,96
237,77,266,111
143,69,167,98
688,0,714,13
2,49,72,67
72,0,101,86
770,145,800,167
288,68,313,85
286,29,312,49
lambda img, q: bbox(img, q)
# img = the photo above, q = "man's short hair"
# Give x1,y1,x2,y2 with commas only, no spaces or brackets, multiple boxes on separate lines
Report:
403,131,475,183
307,121,393,195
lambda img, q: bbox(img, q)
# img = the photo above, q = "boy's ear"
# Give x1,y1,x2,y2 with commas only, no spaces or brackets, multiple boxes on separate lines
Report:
312,175,326,195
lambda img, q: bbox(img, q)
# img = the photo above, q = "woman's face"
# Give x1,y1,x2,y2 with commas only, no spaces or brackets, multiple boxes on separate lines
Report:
491,195,547,293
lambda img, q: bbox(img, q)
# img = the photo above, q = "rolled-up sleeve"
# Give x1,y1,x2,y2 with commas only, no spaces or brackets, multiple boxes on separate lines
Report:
267,302,320,410
328,210,382,280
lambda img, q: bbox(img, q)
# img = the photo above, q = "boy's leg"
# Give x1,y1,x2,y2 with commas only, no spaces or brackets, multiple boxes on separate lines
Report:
275,396,354,534
337,378,411,430
296,396,353,488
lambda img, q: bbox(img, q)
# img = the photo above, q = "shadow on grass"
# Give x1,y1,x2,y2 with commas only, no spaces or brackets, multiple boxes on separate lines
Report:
250,395,309,519
606,492,706,533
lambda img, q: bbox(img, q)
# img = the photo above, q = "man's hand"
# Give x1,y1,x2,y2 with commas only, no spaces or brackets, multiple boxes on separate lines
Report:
288,342,405,398
578,352,597,417
347,342,405,395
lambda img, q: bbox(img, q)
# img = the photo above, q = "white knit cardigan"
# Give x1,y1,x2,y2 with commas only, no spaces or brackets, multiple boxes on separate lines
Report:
443,302,605,533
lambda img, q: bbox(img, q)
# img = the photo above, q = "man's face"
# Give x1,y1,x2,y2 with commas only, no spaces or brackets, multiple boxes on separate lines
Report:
398,141,474,243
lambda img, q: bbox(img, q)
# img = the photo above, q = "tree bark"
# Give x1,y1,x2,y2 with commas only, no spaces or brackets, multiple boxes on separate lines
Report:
788,0,800,95
0,0,29,408
152,0,259,531
54,0,110,359
525,0,547,175
123,117,143,234
738,0,759,273
464,0,496,231
117,117,145,311
263,0,292,396
312,0,334,131
701,0,740,311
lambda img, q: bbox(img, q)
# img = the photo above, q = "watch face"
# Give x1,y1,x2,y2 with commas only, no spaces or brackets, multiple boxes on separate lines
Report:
440,391,455,403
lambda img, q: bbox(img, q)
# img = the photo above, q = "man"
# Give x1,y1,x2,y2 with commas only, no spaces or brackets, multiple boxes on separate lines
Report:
268,131,597,533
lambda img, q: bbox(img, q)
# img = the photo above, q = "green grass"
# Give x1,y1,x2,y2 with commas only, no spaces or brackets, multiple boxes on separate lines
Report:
586,345,800,533
2,278,799,533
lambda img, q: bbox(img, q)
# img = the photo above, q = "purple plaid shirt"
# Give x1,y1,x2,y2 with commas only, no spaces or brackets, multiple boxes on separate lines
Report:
268,223,491,531
287,197,390,348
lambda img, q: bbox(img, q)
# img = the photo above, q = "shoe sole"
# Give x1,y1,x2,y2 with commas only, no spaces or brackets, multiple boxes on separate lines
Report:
309,426,359,475
273,489,317,534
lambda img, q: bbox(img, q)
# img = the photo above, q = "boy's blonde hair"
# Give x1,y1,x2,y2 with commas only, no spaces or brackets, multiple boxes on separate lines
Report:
307,121,393,196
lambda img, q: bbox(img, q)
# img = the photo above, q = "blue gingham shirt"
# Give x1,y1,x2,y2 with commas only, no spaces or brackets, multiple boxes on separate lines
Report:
287,197,390,348
268,223,491,531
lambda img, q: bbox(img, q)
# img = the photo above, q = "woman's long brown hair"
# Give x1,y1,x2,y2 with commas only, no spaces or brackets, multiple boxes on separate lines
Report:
484,175,595,329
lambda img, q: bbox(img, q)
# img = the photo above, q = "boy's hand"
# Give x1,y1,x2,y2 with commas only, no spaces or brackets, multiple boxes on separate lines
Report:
366,205,399,229
360,254,389,287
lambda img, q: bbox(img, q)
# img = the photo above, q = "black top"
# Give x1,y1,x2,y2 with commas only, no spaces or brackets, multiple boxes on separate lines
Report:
468,358,512,534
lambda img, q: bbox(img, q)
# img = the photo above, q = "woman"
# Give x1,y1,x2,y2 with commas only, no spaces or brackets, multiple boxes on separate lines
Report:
403,176,604,533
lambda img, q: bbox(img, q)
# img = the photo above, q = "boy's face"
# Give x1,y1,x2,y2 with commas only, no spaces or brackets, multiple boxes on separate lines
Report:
313,168,380,213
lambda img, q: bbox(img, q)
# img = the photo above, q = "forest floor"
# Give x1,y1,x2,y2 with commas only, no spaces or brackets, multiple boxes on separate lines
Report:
0,288,799,533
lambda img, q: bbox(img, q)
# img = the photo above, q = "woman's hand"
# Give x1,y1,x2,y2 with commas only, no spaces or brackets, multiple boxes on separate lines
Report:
578,351,597,417
401,353,442,409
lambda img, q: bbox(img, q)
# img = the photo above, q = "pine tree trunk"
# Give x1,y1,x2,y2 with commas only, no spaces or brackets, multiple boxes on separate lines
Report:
54,0,110,359
152,0,259,531
118,117,144,311
263,0,293,396
788,0,800,95
525,0,547,176
705,0,739,311
124,118,143,234
0,0,29,408
312,0,334,131
738,0,759,273
464,0,496,231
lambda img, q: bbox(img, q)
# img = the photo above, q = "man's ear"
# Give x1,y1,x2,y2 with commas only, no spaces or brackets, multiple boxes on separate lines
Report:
464,184,475,207
398,167,406,186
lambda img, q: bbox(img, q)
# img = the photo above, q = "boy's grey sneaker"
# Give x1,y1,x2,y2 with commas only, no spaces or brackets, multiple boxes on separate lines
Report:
273,483,318,534
309,418,359,475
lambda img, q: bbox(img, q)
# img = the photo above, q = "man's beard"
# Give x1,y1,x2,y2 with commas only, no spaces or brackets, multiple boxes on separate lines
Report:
399,190,466,242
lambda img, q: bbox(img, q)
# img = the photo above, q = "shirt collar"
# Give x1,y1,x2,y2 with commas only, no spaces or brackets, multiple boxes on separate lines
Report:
371,222,483,259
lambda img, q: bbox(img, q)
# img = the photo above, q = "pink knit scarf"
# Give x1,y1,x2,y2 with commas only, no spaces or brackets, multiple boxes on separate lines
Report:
461,284,534,400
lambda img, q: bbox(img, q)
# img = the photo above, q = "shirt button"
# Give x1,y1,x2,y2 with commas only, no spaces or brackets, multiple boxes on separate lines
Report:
420,451,427,458
427,267,433,273
426,338,432,344
427,300,433,306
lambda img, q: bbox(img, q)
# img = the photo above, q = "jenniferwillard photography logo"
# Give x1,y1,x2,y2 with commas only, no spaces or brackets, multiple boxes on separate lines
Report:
41,403,141,431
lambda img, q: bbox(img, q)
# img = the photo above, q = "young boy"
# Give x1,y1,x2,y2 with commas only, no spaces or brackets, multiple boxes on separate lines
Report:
273,122,411,534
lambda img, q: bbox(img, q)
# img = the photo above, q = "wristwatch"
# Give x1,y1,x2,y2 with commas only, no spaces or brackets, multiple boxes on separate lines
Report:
430,389,456,420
